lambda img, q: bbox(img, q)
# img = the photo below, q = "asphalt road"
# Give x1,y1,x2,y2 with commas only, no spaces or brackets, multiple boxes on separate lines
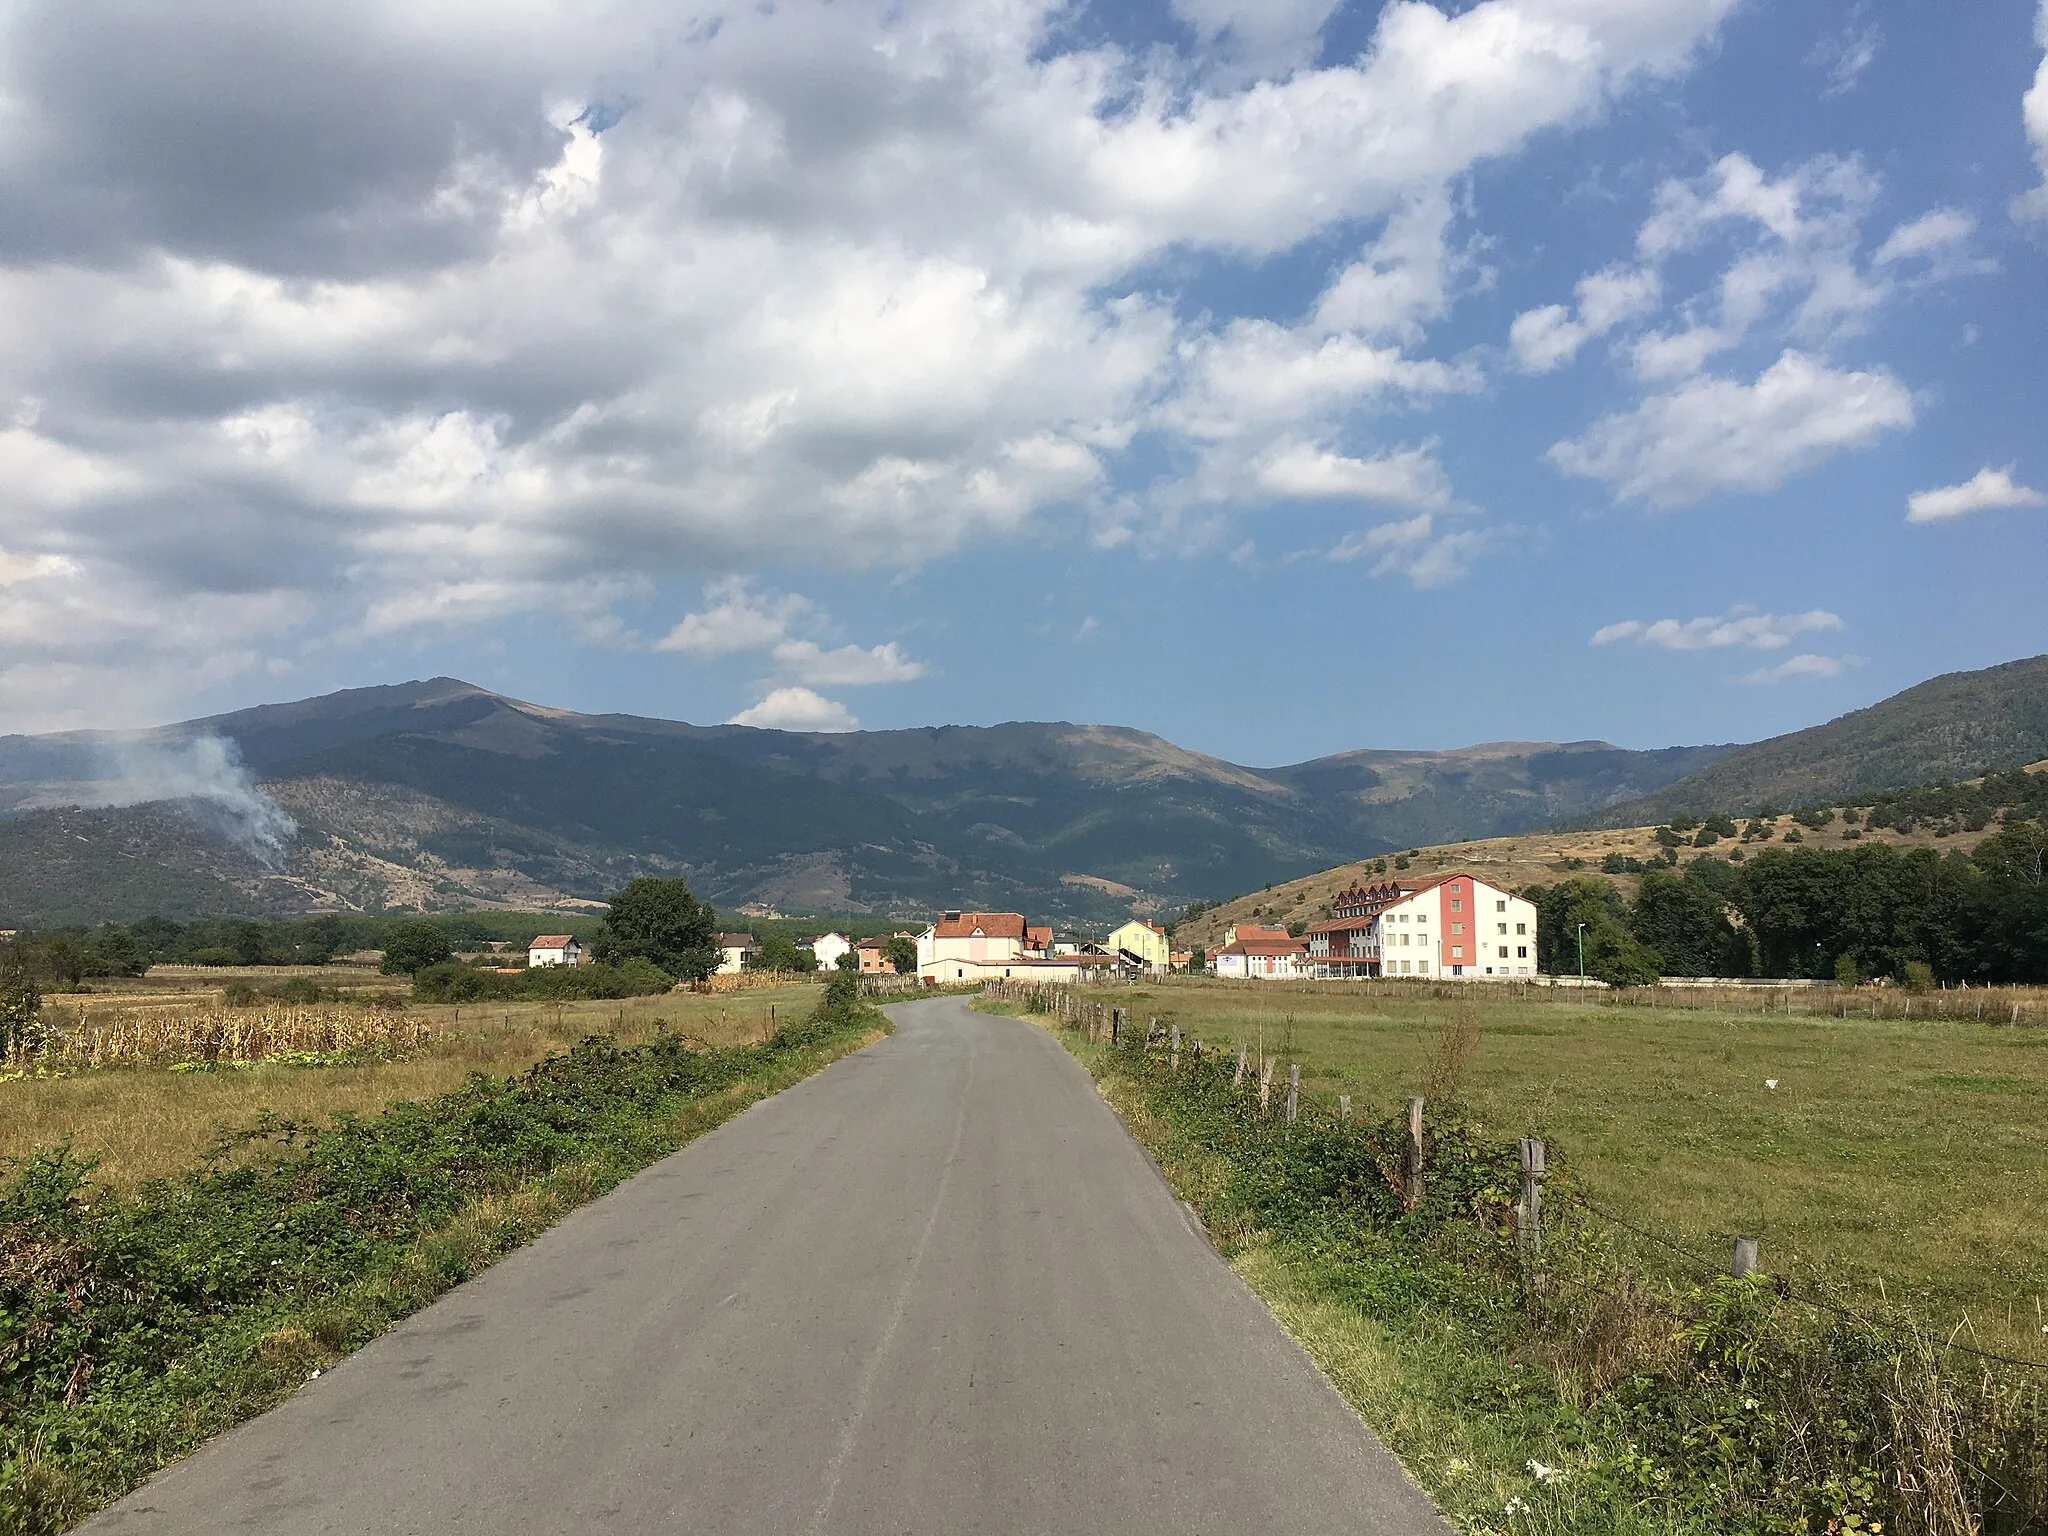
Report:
84,996,1449,1534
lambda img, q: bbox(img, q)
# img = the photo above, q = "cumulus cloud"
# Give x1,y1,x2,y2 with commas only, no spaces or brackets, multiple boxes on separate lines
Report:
0,0,1749,725
2015,1,2048,226
726,687,860,732
1253,441,1452,506
1328,513,1488,588
656,577,924,689
1510,265,1661,372
1737,653,1861,685
1591,605,1843,650
656,580,815,658
1548,350,1913,509
1905,466,2047,524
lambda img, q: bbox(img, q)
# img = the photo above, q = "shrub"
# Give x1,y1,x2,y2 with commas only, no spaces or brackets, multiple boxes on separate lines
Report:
1834,953,1861,986
1901,959,1935,992
186,947,243,967
222,980,259,1006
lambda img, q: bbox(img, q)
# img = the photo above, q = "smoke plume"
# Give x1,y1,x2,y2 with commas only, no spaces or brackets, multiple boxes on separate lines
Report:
36,735,299,865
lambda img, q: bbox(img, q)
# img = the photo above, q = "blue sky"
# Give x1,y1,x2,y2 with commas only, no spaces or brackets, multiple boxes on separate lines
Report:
1,0,2043,766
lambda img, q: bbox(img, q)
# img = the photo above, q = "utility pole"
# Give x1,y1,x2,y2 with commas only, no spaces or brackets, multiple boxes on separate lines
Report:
1576,922,1586,982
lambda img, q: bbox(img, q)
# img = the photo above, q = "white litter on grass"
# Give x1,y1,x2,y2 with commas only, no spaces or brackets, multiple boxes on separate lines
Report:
1527,1459,1567,1484
1765,1079,1779,1089
309,1370,321,1379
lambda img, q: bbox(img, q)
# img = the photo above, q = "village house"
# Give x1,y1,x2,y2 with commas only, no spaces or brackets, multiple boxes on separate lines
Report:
715,934,756,975
809,932,854,972
1302,872,1537,979
1212,933,1308,979
528,934,584,968
1221,922,1292,947
1104,918,1171,974
915,910,1088,984
854,933,917,973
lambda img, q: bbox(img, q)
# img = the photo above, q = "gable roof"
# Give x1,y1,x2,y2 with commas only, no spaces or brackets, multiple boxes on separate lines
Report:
716,934,757,948
932,911,1027,940
530,935,577,948
1215,937,1307,957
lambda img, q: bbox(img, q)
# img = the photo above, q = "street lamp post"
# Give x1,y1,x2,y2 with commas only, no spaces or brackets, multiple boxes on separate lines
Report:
1577,922,1587,982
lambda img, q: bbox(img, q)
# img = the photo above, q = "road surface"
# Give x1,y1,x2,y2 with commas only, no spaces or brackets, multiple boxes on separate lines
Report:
83,996,1449,1534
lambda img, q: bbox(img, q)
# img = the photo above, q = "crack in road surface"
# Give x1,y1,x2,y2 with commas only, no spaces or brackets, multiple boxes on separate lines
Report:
82,997,1448,1534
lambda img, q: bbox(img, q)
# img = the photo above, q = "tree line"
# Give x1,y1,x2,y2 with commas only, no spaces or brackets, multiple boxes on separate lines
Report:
1525,822,2048,986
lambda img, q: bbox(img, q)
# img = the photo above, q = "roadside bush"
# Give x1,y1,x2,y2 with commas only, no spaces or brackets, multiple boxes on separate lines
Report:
1076,1022,2047,1536
0,986,886,1528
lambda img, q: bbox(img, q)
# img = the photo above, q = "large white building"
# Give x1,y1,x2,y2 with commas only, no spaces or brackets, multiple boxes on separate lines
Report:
1302,872,1537,980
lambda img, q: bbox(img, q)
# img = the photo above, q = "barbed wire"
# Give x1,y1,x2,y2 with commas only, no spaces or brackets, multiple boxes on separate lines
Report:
1571,1194,2048,1376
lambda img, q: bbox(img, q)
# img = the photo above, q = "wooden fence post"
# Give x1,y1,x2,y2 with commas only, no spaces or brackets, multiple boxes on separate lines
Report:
1170,1024,1180,1070
1404,1097,1426,1211
1233,1043,1248,1085
1259,1058,1275,1113
1338,1094,1352,1120
1286,1063,1299,1124
1731,1236,1760,1278
1517,1138,1545,1256
1112,1007,1123,1046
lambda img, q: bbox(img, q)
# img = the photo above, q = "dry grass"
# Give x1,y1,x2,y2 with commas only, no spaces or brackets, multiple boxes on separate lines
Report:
0,982,824,1191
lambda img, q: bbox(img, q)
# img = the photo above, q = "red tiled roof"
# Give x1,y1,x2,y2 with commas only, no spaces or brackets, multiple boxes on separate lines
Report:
1228,924,1292,941
1026,926,1052,946
1215,938,1308,956
530,935,577,948
932,912,1027,939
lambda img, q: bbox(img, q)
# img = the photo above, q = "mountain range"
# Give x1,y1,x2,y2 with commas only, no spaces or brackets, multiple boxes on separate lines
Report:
1,654,2043,928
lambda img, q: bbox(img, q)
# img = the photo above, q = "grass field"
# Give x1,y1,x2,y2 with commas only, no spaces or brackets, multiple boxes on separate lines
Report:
1062,978,2048,1360
2,978,825,1191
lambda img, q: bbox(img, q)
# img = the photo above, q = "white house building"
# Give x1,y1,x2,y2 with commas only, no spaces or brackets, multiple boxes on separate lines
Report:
810,932,854,972
528,934,584,968
916,911,1026,978
1303,872,1537,979
1211,934,1308,979
715,934,756,975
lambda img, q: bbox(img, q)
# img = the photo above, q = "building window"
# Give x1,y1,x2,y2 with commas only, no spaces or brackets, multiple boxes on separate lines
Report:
1452,946,1464,958
1498,946,1508,959
1417,913,1427,923
1452,923,1463,935
1450,898,1462,911
1496,899,1506,911
1497,923,1507,935
1516,922,1527,935
1517,946,1528,958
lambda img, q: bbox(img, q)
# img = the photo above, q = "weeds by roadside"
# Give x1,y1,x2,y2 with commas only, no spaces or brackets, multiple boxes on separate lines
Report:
0,975,887,1534
1047,1008,2047,1536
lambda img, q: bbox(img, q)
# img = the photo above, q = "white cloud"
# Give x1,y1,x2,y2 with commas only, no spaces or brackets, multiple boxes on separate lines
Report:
2015,1,2048,226
1737,653,1861,685
656,579,814,657
1905,466,2047,524
1253,441,1452,506
1591,605,1843,651
1549,350,1913,509
1873,208,1977,267
1510,265,1661,372
0,0,1749,722
725,686,860,732
1328,513,1487,588
767,640,925,687
1808,12,1882,99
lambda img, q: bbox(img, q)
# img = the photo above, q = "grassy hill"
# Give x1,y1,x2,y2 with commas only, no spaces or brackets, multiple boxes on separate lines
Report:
1174,766,2040,958
1571,653,2048,830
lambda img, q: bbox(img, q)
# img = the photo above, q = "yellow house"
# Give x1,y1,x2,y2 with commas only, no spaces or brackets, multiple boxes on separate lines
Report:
1104,919,1171,973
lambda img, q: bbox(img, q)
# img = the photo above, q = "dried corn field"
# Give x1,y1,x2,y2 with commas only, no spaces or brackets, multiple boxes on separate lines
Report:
8,1001,432,1071
2,981,828,1189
